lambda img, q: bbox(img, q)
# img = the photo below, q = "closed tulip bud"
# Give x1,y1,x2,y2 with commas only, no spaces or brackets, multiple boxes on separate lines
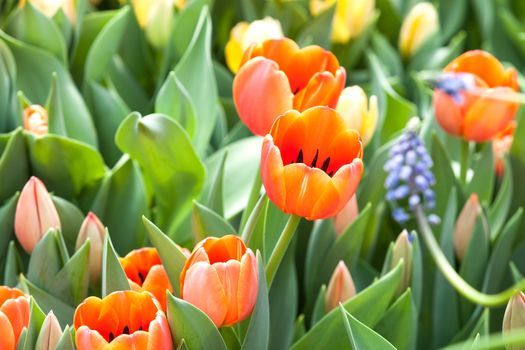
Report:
225,17,284,73
15,177,61,253
399,2,439,58
453,193,483,261
20,0,76,24
333,194,359,237
503,292,525,342
391,230,413,295
35,311,62,350
310,0,375,43
325,261,356,311
144,0,174,49
23,105,48,136
335,86,378,145
76,212,105,284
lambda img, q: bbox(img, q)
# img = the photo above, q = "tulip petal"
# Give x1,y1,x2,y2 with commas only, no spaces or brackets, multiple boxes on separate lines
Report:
213,260,241,325
236,249,258,323
293,68,346,110
203,235,246,264
463,87,520,142
75,327,108,350
147,313,172,350
261,136,286,210
233,57,293,135
142,265,172,310
0,312,15,350
225,22,249,73
0,297,30,343
432,90,464,137
182,262,228,327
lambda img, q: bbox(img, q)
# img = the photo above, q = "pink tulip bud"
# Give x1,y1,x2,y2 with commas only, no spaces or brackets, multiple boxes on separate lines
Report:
76,212,105,284
23,105,48,136
503,291,525,349
35,311,62,350
333,194,359,237
325,261,356,312
14,177,61,253
391,230,413,296
453,193,483,261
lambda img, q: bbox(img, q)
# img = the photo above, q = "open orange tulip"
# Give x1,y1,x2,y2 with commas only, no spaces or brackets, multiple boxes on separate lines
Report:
433,50,519,142
180,235,258,327
74,290,172,350
261,106,364,220
120,248,173,310
233,37,346,136
0,286,30,350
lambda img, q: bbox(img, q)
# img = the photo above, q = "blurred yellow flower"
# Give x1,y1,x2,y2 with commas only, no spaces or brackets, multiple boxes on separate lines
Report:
335,86,378,145
20,0,76,24
225,17,283,73
399,2,439,58
310,0,375,44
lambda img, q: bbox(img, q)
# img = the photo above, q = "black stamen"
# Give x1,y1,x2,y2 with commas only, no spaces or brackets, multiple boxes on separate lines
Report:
296,149,304,163
328,171,334,177
138,272,145,283
139,326,143,331
321,157,331,172
109,332,115,342
311,149,319,168
123,326,130,334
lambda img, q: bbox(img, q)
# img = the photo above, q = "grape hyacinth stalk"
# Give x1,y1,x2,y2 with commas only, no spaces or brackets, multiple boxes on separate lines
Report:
384,118,440,225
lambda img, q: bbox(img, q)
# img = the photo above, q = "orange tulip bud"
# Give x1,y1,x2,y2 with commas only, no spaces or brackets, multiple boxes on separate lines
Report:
120,248,173,311
76,212,105,284
453,193,484,261
493,122,515,177
233,37,346,135
74,290,172,350
0,286,30,349
35,311,62,350
433,50,519,142
325,261,356,311
333,194,359,237
261,107,364,220
503,292,525,343
14,176,61,253
180,235,258,327
23,105,48,136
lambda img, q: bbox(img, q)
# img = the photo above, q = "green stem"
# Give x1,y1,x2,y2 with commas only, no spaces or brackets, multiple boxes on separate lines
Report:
460,141,470,185
416,206,525,306
240,194,268,245
239,167,263,232
265,215,301,287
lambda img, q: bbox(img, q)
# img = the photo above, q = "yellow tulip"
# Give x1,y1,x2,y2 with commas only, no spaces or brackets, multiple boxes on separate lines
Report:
399,2,439,58
310,0,375,44
20,0,76,24
225,17,283,73
335,86,378,145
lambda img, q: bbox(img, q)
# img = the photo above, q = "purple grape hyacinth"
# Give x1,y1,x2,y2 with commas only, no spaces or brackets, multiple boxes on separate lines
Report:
433,72,476,104
384,121,440,225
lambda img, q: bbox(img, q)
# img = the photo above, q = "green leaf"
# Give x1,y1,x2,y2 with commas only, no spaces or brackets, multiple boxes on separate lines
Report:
489,158,513,239
166,293,227,350
3,241,23,287
375,290,417,350
143,216,188,297
240,251,269,350
0,194,17,264
26,134,106,199
241,195,268,257
173,6,218,154
510,108,525,214
155,71,197,138
310,285,327,327
0,39,17,132
52,196,85,254
439,0,468,42
0,129,29,202
91,157,147,255
101,233,129,297
116,113,205,238
466,144,495,206
27,230,67,289
291,262,403,350
192,202,236,242
53,241,90,305
55,326,75,350
340,306,396,350
17,297,46,350
296,5,335,48
0,32,98,146
207,150,227,216
45,74,67,137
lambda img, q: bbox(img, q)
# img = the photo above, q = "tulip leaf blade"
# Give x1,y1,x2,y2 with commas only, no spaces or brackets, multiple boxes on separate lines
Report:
296,4,335,49
291,261,403,350
53,240,90,305
3,241,22,287
101,232,130,297
17,297,46,350
488,158,513,239
192,201,236,242
0,129,29,203
143,216,188,297
240,251,270,350
466,143,495,206
27,229,67,289
52,196,85,255
166,294,228,350
310,285,327,327
207,149,227,216
55,325,76,350
340,306,396,350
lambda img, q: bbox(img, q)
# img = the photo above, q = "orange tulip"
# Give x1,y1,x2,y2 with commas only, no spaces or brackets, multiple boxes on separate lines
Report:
0,286,30,350
14,176,61,253
74,290,172,350
23,105,48,135
180,235,258,327
493,121,515,176
120,248,173,310
433,50,519,142
233,37,346,136
261,106,364,220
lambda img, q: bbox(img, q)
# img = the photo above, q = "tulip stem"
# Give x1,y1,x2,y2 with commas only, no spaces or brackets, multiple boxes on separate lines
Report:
416,206,525,306
265,214,301,287
459,141,470,185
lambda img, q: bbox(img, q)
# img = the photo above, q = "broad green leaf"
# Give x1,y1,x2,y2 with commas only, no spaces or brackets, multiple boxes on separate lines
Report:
510,110,525,214
52,196,84,254
241,195,268,263
375,290,417,350
101,233,129,297
45,75,67,137
466,144,495,206
207,150,227,216
488,158,513,239
3,241,23,287
55,326,75,350
0,129,29,202
143,216,188,297
116,113,205,239
340,307,396,350
0,194,17,264
192,202,236,242
0,32,98,146
167,294,227,350
0,40,17,132
17,297,46,350
107,55,150,114
439,0,468,42
27,230,67,289
310,285,327,327
53,241,90,305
